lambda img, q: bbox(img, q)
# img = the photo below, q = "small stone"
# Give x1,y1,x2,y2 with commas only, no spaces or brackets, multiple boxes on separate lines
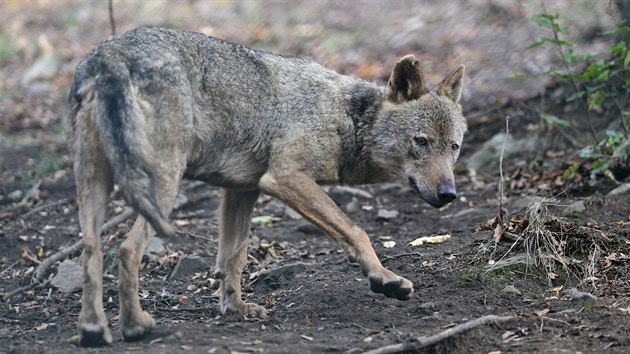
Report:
377,209,399,220
144,237,165,255
51,259,82,293
328,186,373,206
563,200,587,217
169,256,209,280
507,195,546,212
564,288,597,303
419,302,437,309
344,197,360,213
8,190,23,201
501,285,522,296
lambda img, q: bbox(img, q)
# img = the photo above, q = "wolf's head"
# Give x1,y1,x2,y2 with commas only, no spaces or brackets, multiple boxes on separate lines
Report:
371,55,467,208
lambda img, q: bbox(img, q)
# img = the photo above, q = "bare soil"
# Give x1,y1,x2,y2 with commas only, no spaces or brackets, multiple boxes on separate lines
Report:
1,1,629,353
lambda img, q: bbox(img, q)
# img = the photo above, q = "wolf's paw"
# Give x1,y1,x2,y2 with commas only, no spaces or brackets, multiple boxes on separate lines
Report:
368,272,414,301
79,323,113,347
222,300,268,318
121,311,155,342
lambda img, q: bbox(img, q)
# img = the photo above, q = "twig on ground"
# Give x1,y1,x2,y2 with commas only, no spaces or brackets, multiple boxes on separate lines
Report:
24,199,69,217
361,315,515,354
159,305,216,312
0,260,21,278
33,207,138,284
18,180,42,207
185,232,215,243
2,281,49,302
382,252,423,263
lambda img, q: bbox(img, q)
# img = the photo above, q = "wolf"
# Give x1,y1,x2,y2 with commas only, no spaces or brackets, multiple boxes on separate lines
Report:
65,27,467,346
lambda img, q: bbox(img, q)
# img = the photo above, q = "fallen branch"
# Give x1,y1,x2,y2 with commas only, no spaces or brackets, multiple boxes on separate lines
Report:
4,193,191,301
32,207,137,283
361,315,516,354
382,252,423,263
2,281,49,302
1,210,136,302
24,198,70,217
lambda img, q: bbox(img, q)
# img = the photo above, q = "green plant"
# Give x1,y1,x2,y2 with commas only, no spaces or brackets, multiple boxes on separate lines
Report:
530,11,630,180
35,149,60,178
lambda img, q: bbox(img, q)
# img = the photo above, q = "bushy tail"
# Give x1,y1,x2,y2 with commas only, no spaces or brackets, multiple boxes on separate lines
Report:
92,70,175,238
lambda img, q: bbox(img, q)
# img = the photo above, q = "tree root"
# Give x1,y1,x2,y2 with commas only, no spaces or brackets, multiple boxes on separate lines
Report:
362,315,516,354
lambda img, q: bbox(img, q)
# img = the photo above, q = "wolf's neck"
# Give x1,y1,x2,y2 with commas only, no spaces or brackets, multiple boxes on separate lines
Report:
339,81,387,184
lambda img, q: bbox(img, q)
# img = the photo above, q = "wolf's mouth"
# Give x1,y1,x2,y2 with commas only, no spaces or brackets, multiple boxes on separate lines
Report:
408,177,421,194
408,177,445,208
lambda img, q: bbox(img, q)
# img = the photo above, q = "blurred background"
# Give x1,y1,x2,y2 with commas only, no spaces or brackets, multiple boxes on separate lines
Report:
0,0,617,132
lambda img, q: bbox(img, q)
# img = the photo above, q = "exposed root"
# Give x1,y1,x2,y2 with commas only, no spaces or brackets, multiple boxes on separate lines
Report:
361,315,516,354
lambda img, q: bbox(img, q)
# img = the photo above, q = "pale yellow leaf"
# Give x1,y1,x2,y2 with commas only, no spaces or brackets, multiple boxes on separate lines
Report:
409,234,451,246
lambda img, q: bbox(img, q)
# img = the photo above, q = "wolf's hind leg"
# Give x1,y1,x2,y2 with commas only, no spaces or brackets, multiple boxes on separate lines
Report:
216,189,267,317
118,170,182,341
75,134,114,347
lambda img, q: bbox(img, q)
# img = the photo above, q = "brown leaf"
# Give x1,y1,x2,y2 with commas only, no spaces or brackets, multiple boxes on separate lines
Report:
534,308,550,317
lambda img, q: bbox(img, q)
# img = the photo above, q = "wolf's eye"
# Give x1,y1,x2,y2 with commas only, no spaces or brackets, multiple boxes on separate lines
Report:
451,143,460,151
414,136,429,146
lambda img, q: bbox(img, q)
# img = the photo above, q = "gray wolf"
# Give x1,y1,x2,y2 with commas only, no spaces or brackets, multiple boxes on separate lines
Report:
65,27,467,346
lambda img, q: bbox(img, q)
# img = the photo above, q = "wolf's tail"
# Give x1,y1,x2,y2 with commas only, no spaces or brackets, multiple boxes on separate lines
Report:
92,66,175,238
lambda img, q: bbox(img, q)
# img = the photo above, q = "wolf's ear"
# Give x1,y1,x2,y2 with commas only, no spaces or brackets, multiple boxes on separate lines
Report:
385,55,426,103
436,65,465,104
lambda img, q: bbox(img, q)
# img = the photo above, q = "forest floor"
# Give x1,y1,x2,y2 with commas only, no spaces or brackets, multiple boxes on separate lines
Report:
1,1,628,353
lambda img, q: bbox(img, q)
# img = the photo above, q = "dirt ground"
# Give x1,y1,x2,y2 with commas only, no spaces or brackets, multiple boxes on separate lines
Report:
1,1,629,353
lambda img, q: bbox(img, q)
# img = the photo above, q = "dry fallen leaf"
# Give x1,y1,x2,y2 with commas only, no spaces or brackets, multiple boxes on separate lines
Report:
552,285,564,297
251,215,274,225
534,308,550,317
409,234,451,246
175,219,190,226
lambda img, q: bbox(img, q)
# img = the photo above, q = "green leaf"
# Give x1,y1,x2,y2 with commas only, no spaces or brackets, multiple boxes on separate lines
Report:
532,13,556,29
527,37,556,50
579,146,597,158
612,138,630,158
562,163,580,179
588,90,605,111
540,112,570,127
591,157,609,173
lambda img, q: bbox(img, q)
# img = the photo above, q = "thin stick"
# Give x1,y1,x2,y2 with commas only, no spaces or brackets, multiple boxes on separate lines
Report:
361,315,515,354
382,252,423,263
108,0,116,35
498,116,510,212
2,281,48,302
186,232,215,243
24,199,69,217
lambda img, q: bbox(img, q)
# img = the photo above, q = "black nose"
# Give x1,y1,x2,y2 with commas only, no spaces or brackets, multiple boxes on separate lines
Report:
437,183,457,204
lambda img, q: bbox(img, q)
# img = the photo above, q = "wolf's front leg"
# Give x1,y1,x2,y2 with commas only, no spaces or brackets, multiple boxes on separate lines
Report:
258,172,413,300
216,189,267,317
